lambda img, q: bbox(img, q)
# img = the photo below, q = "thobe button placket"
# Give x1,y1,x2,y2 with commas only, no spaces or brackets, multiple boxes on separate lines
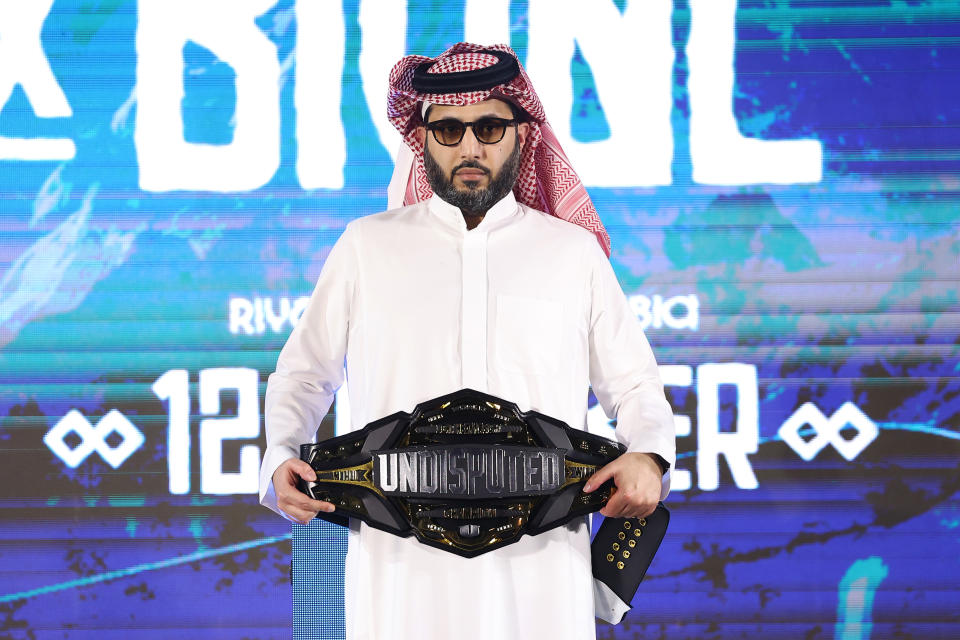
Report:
461,229,488,391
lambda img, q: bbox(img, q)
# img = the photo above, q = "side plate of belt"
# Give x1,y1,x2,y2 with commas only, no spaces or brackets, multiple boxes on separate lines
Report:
298,389,668,601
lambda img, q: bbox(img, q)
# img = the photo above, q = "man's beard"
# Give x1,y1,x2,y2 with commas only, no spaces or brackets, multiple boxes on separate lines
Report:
423,140,522,216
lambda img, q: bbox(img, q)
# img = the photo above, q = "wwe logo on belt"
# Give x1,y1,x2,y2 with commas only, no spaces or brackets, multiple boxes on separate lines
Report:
373,446,564,498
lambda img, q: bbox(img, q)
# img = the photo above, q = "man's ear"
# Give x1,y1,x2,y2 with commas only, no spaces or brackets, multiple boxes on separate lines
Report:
517,122,530,149
415,126,426,147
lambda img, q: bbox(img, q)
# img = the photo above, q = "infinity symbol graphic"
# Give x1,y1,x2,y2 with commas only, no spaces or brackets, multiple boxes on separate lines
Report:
778,402,878,462
44,409,145,469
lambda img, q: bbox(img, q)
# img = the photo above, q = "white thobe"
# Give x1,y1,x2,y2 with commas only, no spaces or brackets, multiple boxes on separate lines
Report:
259,192,676,640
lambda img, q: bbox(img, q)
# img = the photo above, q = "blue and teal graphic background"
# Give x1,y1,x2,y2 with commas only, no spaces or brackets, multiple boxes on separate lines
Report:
1,1,959,638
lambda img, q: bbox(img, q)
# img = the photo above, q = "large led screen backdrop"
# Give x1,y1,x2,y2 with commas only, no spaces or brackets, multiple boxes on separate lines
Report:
1,1,958,638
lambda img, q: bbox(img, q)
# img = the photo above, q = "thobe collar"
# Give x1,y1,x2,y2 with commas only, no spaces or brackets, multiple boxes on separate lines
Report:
428,191,520,233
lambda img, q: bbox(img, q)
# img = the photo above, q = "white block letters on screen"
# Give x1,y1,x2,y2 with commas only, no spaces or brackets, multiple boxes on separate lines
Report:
526,0,674,187
687,0,822,184
135,0,281,191
199,368,261,495
464,0,511,48
153,369,192,495
5,2,824,188
358,0,407,160
154,368,262,495
697,363,759,491
296,0,347,189
0,0,76,160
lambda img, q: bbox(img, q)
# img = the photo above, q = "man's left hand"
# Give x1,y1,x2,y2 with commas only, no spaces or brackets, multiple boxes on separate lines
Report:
582,452,663,518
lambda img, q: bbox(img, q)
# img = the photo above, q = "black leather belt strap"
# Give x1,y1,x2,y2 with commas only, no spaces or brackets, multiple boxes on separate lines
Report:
592,504,670,622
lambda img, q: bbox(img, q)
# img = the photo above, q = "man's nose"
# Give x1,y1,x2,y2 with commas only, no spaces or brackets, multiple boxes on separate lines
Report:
458,125,484,157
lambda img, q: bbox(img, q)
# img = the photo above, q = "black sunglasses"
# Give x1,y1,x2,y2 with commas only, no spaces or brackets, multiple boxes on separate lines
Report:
424,117,518,146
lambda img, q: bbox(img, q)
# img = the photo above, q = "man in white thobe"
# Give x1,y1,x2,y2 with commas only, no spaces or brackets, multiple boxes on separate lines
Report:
259,43,676,640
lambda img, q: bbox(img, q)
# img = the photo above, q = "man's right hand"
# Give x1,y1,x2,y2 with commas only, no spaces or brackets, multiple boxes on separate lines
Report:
272,458,335,524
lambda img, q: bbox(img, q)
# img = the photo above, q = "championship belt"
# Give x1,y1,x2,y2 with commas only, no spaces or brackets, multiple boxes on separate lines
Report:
298,389,668,616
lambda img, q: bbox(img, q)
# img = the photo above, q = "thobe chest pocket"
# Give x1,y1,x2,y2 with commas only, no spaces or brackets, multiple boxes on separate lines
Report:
493,294,564,376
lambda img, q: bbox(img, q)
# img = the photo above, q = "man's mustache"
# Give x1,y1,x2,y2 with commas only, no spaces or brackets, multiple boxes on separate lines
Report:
451,161,491,180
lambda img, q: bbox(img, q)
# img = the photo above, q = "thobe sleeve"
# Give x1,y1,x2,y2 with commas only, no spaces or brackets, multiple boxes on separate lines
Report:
586,242,677,625
258,223,358,519
585,242,676,501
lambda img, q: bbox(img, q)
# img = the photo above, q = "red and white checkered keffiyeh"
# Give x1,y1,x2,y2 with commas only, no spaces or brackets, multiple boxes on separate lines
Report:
386,42,611,257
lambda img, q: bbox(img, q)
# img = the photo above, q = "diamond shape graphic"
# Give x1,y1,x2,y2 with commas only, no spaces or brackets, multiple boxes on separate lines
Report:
828,403,879,461
44,410,96,468
96,410,145,468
